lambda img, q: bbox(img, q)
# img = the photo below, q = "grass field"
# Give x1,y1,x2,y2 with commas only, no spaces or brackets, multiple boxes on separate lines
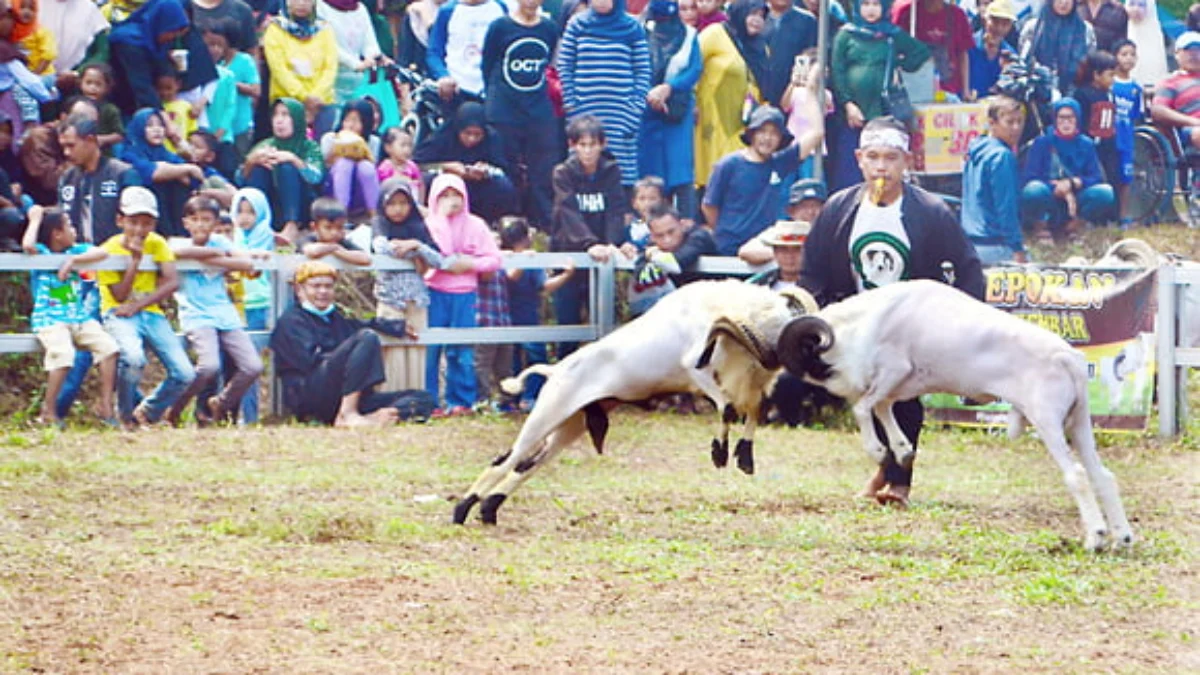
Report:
1,413,1197,673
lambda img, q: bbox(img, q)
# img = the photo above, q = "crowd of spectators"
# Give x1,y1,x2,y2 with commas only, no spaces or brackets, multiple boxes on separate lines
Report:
0,0,1195,440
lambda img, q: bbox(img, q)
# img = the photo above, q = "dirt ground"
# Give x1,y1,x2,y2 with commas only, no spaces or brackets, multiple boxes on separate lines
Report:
1,414,1198,673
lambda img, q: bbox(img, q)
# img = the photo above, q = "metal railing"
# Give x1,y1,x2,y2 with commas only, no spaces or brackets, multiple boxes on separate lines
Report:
1156,264,1200,436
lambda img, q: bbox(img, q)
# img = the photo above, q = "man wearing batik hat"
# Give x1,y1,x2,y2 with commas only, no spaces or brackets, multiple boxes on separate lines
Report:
269,261,436,427
797,116,985,508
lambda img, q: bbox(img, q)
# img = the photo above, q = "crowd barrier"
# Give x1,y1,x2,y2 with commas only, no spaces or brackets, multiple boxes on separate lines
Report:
0,252,766,416
1,253,1195,435
1156,264,1200,436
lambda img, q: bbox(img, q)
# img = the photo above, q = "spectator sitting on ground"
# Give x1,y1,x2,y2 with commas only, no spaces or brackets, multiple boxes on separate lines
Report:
1020,97,1114,244
702,98,824,257
269,260,436,426
961,95,1026,264
738,177,826,266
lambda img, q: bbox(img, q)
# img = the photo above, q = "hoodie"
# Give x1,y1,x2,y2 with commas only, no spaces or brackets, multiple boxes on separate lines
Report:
424,173,502,294
960,134,1022,254
231,187,274,312
372,178,448,309
549,151,627,252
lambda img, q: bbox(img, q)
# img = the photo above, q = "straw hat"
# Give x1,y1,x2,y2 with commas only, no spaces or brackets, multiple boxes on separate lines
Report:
760,220,811,247
986,0,1017,21
294,261,339,284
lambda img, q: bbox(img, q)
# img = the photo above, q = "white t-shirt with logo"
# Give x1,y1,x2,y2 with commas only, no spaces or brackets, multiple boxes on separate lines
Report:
849,194,911,292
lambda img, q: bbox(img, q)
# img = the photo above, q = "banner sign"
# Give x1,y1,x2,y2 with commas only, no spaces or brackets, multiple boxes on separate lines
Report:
910,102,989,175
924,265,1157,431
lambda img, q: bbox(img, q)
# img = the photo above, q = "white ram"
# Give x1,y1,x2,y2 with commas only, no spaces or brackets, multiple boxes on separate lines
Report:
451,280,816,525
773,280,1134,551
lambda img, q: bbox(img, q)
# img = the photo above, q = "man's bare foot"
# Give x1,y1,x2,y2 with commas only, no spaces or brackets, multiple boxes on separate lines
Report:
132,405,153,429
366,408,399,424
335,412,386,428
875,484,910,509
858,466,888,500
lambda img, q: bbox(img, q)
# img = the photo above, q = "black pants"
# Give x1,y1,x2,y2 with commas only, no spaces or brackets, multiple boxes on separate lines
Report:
871,398,923,487
495,122,561,229
295,330,435,424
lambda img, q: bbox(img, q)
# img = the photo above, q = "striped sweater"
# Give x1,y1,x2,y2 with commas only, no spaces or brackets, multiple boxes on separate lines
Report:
557,27,651,186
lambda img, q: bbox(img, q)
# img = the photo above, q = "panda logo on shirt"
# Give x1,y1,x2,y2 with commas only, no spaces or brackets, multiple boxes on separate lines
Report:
503,37,550,92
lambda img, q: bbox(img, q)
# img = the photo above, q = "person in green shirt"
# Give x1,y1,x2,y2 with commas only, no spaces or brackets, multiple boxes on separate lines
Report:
829,0,929,191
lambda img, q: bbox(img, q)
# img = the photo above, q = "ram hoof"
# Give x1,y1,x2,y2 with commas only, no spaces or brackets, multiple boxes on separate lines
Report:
711,438,729,468
452,494,480,525
734,439,754,475
480,494,508,525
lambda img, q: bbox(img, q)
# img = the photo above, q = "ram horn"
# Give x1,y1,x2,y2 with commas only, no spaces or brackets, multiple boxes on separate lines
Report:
696,317,780,370
777,316,836,380
778,287,820,316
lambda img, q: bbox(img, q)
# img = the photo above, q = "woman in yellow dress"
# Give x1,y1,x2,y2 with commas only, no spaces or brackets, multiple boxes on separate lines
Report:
693,0,768,189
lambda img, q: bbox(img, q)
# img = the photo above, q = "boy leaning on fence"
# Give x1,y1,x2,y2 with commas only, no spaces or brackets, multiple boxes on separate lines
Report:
98,186,196,427
21,206,120,427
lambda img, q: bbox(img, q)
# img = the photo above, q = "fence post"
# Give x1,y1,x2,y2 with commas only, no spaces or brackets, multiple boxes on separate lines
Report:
1157,264,1177,438
271,260,289,419
597,258,616,337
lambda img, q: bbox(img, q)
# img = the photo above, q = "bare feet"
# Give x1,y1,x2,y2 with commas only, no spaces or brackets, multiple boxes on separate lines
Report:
334,408,397,428
858,466,888,500
366,408,399,424
874,484,910,510
205,396,223,424
132,405,153,429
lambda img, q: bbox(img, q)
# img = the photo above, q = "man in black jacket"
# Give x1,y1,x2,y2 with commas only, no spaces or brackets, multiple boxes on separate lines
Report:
800,116,984,507
270,262,436,427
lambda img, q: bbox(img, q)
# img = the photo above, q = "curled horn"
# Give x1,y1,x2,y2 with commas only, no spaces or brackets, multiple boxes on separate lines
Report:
697,317,780,370
777,316,836,380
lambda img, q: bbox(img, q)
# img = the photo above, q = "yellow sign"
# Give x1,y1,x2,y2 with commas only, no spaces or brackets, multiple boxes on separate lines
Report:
911,103,990,175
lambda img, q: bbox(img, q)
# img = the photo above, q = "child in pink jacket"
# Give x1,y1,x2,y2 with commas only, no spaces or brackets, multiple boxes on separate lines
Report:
424,173,502,414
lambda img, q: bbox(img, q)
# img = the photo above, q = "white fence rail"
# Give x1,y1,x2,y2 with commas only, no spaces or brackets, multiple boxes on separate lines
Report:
1156,264,1200,436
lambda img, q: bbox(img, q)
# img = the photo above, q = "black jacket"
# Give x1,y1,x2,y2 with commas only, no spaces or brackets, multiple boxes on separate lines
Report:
668,225,717,286
800,182,985,306
57,157,141,245
550,152,627,252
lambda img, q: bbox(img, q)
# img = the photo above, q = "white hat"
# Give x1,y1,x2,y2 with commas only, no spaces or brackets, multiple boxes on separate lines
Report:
119,186,159,218
761,220,812,247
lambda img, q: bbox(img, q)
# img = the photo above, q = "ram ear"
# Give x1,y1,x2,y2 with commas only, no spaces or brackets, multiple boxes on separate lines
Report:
777,316,836,380
699,317,780,370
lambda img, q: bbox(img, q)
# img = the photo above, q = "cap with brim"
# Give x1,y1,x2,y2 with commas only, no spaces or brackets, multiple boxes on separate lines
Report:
985,0,1017,21
295,261,339,284
1178,31,1200,50
118,186,159,218
761,220,811,247
740,105,794,146
788,178,827,205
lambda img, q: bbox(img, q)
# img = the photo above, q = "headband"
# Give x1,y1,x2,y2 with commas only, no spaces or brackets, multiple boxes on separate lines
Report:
294,261,338,284
859,127,910,152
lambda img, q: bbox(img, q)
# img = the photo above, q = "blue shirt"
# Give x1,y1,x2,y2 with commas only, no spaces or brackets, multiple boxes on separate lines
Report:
1111,77,1143,153
704,146,802,256
176,235,244,331
30,243,94,331
961,134,1022,252
223,51,260,137
967,30,1015,99
506,268,545,326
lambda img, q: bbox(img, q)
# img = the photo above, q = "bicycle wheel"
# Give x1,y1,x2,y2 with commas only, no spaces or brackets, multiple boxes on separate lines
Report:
1127,128,1175,224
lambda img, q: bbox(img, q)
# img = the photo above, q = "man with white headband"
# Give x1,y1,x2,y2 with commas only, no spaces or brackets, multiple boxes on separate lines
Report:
798,115,985,508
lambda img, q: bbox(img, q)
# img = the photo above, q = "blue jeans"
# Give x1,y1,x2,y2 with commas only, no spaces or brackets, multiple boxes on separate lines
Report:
426,289,477,409
1020,180,1116,229
56,282,99,419
104,311,196,422
512,340,548,403
973,243,1020,265
240,307,269,423
246,163,314,228
552,274,589,359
